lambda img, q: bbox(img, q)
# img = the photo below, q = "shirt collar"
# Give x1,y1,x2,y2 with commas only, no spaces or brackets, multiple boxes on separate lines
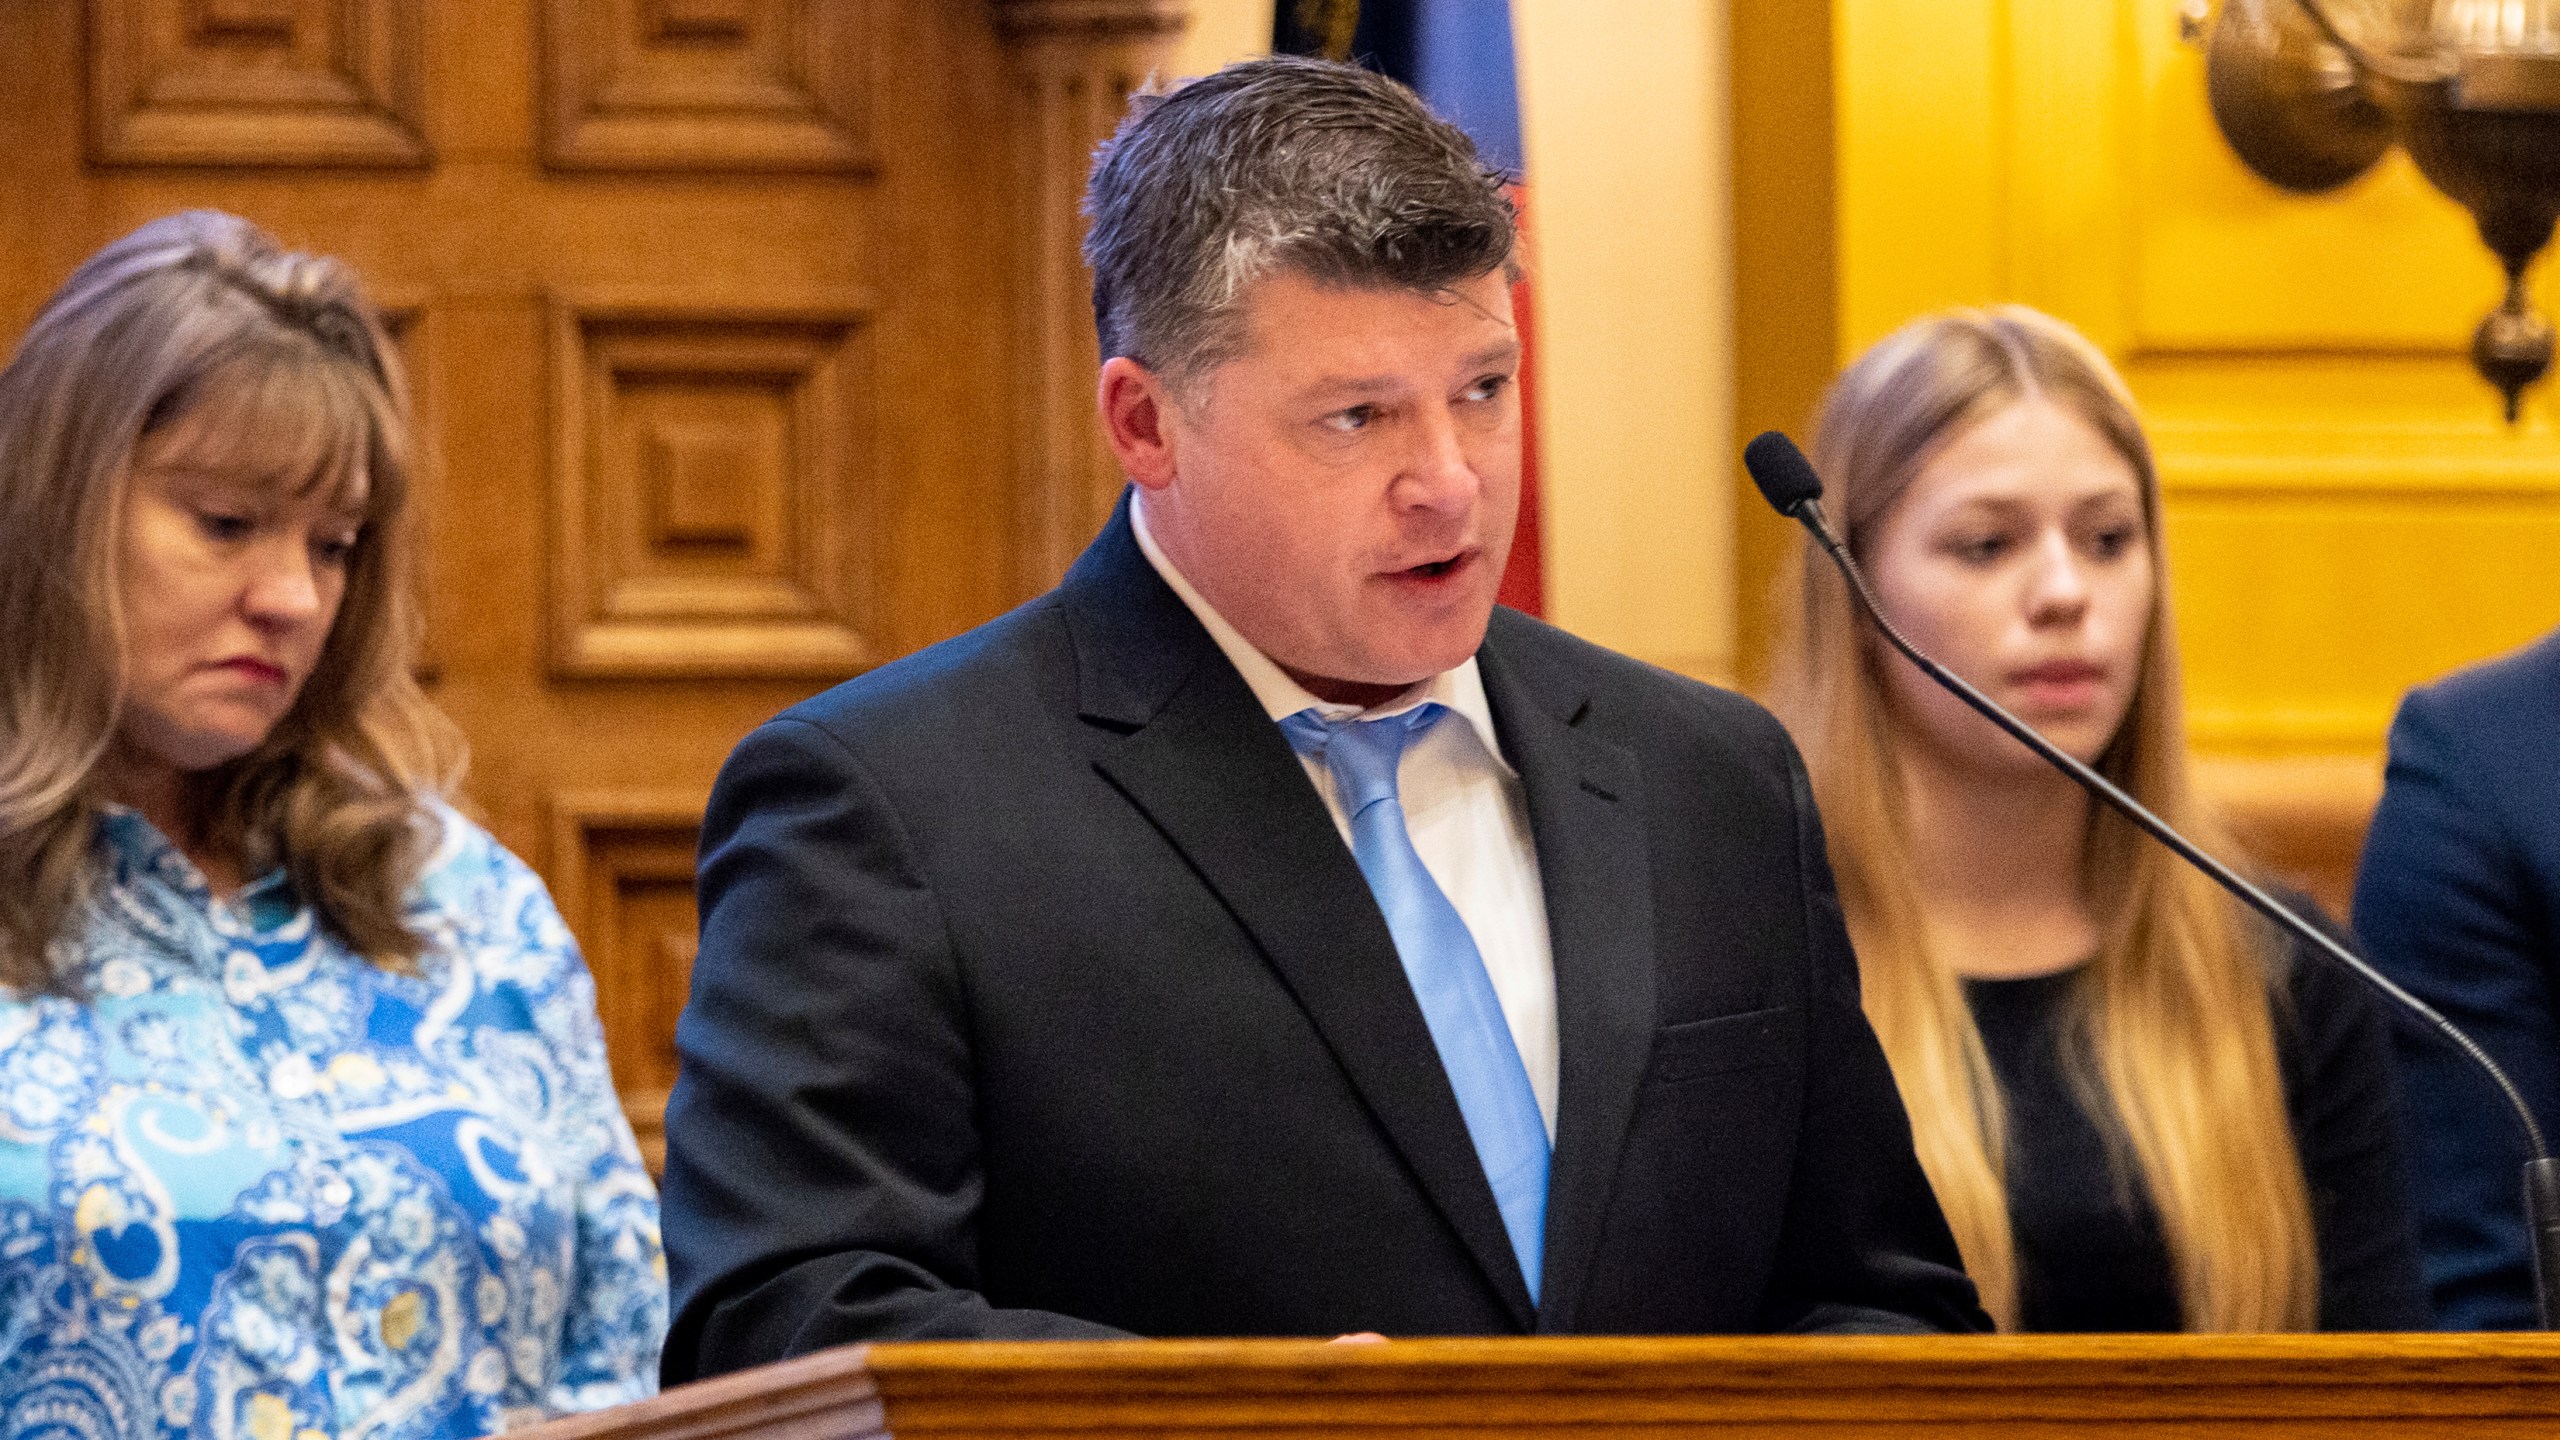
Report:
1130,493,1515,775
96,804,293,913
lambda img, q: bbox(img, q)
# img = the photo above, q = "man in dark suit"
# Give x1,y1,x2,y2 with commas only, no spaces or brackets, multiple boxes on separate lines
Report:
2356,626,2560,1329
658,56,1984,1379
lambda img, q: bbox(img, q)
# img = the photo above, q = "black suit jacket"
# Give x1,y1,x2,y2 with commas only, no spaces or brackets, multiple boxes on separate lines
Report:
659,505,1985,1379
2355,627,2560,1328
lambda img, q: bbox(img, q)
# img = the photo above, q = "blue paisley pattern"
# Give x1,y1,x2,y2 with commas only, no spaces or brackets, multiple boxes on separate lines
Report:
0,808,666,1440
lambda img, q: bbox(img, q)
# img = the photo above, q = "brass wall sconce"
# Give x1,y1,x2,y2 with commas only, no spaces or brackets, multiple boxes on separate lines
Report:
2195,0,2560,420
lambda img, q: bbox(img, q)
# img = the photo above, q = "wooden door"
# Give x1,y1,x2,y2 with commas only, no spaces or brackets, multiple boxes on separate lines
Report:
0,0,1179,1165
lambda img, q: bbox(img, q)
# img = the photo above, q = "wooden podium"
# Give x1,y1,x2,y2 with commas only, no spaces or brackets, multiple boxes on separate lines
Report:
518,1334,2560,1438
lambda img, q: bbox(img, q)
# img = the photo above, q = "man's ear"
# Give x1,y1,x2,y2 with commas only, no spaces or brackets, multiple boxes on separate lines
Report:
1099,355,1180,493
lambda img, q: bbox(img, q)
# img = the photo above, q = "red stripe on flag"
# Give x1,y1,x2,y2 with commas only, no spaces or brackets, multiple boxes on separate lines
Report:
1497,185,1544,618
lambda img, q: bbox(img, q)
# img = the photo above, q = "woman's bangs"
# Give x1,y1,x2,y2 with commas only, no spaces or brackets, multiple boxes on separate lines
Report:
149,346,387,520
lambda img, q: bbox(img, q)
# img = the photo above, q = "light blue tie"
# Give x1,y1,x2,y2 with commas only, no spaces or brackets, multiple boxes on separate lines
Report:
1281,703,1550,1304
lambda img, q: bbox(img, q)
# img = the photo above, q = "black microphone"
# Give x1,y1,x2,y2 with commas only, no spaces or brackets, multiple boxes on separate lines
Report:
1744,428,2560,1330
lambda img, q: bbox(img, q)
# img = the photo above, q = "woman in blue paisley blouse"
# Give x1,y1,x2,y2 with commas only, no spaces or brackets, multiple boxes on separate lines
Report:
0,212,667,1440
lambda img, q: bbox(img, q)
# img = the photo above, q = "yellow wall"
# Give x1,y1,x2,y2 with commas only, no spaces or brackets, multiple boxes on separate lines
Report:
1516,0,1734,682
1832,0,2560,827
1169,0,1272,78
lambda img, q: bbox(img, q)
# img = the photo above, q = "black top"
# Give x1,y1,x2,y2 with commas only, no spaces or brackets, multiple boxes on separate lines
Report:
1963,927,2429,1332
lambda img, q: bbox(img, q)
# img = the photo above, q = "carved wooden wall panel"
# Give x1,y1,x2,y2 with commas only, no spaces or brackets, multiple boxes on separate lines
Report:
549,297,878,679
540,0,873,171
2,0,1164,1169
88,0,429,166
991,0,1186,590
550,792,708,1173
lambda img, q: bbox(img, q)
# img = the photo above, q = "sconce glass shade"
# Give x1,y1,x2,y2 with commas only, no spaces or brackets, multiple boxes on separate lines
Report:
2437,0,2560,107
2201,0,2560,418
2436,0,2560,55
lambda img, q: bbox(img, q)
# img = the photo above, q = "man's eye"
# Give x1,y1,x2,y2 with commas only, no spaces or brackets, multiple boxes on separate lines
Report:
1461,374,1511,403
1322,405,1378,434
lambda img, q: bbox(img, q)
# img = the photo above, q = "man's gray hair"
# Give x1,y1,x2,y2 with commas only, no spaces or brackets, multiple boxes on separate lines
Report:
1081,54,1518,385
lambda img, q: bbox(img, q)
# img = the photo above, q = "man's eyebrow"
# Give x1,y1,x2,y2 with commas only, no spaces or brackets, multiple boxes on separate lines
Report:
1288,341,1527,405
1290,372,1408,404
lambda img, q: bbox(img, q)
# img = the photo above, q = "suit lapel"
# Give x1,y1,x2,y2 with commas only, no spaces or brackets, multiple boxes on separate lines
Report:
1477,627,1656,1333
1063,502,1538,1327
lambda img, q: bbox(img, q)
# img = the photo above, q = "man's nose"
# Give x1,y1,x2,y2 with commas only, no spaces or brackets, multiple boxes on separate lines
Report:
1398,406,1481,511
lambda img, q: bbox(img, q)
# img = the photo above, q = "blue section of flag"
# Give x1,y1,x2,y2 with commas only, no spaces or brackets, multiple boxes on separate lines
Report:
1407,0,1525,179
1274,0,1526,179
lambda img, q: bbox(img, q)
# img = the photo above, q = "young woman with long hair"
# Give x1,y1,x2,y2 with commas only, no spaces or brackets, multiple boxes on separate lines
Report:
0,211,664,1436
1765,305,2425,1332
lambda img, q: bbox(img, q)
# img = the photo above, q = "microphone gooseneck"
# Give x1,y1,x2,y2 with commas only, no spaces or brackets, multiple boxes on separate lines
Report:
1743,429,2560,1329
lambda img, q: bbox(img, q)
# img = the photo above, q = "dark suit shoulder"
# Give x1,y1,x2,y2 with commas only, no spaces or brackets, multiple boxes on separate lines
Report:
765,594,1069,745
2404,626,2560,744
2383,625,2560,833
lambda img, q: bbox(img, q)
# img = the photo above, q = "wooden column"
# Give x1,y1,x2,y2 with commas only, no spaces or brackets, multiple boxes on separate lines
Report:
989,0,1190,592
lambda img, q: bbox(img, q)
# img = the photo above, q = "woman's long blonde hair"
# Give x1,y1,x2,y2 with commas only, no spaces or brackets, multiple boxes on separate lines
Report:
1764,306,2315,1332
0,210,463,993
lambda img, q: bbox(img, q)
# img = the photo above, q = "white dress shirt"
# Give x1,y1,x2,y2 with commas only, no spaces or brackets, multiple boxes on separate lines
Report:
1131,498,1560,1135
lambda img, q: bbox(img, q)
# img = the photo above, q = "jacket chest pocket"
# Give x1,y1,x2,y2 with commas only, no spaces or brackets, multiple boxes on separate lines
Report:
1644,1005,1801,1085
